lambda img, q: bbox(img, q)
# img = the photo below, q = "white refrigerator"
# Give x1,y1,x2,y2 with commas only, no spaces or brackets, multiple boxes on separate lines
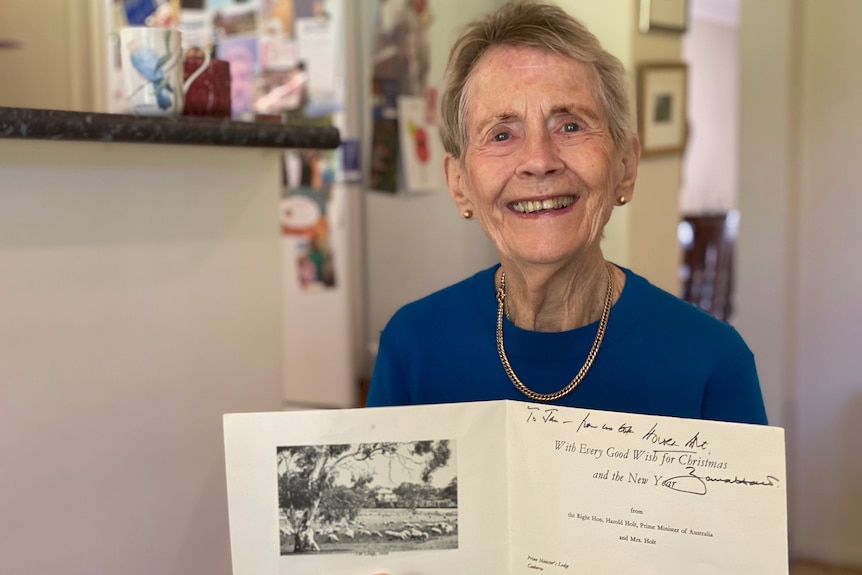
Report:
277,0,365,410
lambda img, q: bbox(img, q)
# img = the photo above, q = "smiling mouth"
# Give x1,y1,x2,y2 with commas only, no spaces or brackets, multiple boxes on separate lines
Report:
510,196,576,214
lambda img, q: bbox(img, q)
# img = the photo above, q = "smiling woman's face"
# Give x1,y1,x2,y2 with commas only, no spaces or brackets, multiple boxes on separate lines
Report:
445,45,637,271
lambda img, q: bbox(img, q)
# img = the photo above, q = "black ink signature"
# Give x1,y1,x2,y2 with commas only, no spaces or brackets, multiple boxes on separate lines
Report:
661,467,707,495
533,409,705,448
526,406,574,424
685,431,708,450
662,466,782,495
642,423,680,447
575,412,635,436
704,474,781,487
641,424,710,451
577,412,600,432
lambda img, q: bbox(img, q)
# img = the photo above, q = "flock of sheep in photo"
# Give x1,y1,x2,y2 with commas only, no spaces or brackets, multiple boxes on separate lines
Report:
280,509,460,554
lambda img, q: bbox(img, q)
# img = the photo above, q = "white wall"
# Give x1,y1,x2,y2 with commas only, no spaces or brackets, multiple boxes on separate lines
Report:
680,15,738,214
737,0,862,566
0,140,285,575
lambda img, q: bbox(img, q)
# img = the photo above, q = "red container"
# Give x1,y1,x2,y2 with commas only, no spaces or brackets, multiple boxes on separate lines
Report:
182,56,232,118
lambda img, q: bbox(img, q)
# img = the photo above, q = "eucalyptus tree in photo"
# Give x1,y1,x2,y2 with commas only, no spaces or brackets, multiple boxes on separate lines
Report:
277,440,452,553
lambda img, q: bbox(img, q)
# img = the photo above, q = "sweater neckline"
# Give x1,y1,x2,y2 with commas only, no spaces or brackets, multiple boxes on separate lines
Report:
471,263,648,361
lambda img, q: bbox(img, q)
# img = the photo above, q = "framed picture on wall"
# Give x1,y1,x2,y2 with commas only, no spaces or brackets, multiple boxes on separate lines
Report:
639,0,689,34
638,62,688,157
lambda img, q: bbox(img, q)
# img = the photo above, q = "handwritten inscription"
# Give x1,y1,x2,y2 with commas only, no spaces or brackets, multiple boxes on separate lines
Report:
661,466,781,495
534,406,782,497
540,407,782,496
530,408,713,456
533,409,712,456
526,406,576,425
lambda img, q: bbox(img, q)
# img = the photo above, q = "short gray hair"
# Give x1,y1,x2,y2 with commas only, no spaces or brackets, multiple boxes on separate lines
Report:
439,1,635,160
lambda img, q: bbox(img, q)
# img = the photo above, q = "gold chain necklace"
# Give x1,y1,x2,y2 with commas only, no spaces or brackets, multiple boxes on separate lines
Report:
495,262,614,402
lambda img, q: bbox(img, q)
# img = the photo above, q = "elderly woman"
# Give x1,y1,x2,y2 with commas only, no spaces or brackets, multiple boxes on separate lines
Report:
366,1,766,425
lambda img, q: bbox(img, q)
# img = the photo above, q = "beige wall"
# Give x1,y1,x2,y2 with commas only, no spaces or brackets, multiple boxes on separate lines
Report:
0,140,285,574
0,0,102,111
737,0,862,566
793,0,862,564
626,1,685,295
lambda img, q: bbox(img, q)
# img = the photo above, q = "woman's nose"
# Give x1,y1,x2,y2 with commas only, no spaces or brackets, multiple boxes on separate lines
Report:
516,130,564,177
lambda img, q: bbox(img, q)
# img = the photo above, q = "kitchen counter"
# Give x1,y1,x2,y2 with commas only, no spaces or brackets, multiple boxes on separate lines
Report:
0,129,297,574
0,106,341,149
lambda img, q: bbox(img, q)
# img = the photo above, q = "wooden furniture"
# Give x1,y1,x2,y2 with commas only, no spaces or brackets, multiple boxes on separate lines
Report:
680,213,736,322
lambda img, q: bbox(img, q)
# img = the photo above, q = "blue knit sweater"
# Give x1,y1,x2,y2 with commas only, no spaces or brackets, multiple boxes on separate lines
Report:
367,265,767,425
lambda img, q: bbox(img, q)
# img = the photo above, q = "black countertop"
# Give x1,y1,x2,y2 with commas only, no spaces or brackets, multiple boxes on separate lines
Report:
0,106,341,150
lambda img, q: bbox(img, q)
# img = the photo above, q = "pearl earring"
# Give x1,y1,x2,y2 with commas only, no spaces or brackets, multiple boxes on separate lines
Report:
462,209,473,219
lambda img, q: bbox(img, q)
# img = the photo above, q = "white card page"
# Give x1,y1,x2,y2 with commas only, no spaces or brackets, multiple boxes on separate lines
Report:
507,402,787,574
223,400,787,575
224,401,510,575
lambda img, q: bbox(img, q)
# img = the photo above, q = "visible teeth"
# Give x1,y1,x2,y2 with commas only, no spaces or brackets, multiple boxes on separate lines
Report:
512,196,574,214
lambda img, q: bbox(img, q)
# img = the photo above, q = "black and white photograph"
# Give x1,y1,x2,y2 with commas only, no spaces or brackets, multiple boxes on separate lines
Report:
276,439,459,555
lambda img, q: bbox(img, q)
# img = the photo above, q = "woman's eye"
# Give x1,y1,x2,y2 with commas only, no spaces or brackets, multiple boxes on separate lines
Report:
493,131,511,142
563,122,581,133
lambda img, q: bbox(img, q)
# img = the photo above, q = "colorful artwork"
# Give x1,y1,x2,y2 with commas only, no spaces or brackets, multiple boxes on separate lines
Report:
255,63,308,115
369,117,399,194
122,0,161,26
217,35,260,118
261,0,296,36
369,1,435,194
281,151,336,290
294,0,329,20
127,33,179,110
206,0,236,10
372,0,432,97
212,2,260,36
398,95,443,193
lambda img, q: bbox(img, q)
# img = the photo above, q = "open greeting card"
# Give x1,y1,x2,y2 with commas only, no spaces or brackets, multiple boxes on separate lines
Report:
223,400,788,574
